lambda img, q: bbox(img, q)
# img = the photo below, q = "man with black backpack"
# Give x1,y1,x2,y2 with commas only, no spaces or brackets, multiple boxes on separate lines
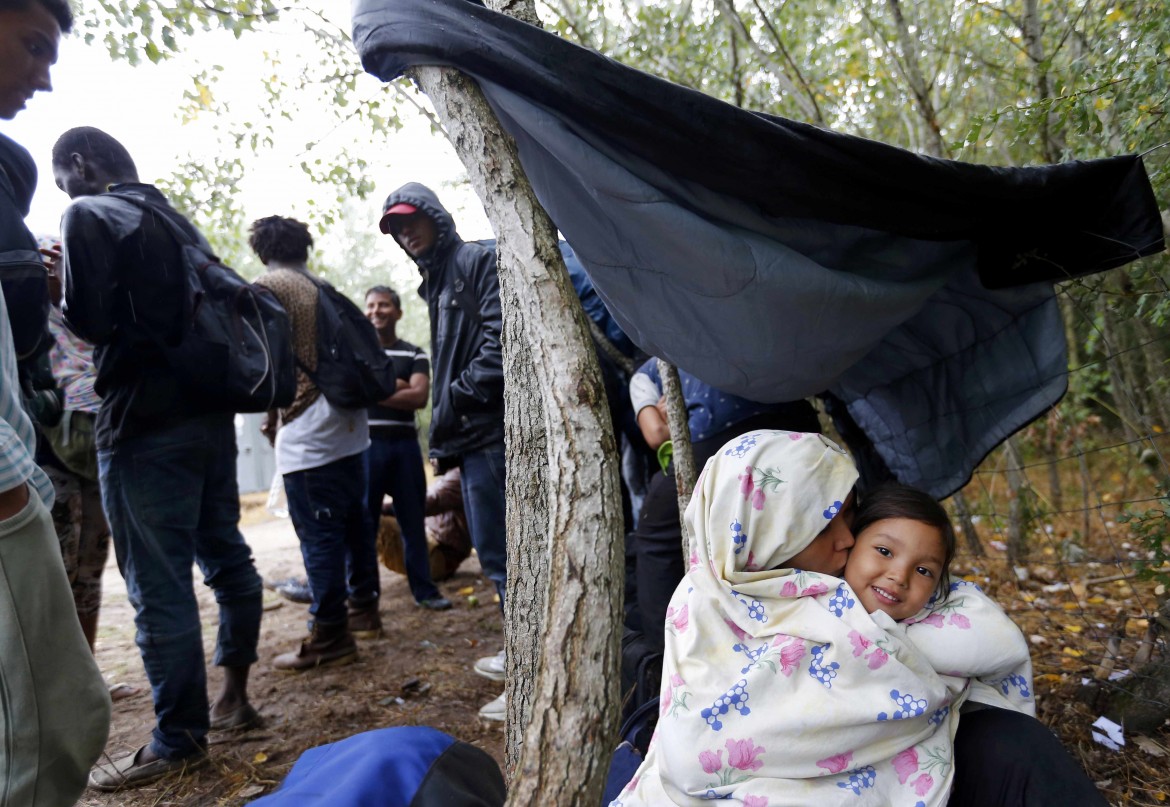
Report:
250,216,381,669
54,127,265,790
378,183,509,721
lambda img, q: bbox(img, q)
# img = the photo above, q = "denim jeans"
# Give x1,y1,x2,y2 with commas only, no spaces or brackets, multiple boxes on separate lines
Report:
283,450,377,626
98,414,262,761
459,442,507,604
365,433,438,602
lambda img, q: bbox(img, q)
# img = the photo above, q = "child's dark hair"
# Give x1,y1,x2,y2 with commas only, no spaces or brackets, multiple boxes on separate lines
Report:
853,484,956,599
248,216,313,265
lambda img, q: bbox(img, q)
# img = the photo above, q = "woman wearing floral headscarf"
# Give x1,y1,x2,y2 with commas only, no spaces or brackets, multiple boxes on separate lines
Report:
612,431,1033,806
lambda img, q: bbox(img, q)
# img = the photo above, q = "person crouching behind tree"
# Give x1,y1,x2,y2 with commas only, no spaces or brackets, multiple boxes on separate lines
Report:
250,216,379,670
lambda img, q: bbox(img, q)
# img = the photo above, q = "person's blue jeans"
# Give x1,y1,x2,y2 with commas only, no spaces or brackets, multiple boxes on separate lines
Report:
458,442,507,604
365,432,439,603
283,450,377,626
98,414,262,761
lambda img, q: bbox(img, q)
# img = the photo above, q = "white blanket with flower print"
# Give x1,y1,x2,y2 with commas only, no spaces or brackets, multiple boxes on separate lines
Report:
613,431,1033,807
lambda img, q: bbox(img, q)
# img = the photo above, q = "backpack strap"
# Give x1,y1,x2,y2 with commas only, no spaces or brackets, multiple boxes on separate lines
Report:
103,191,212,257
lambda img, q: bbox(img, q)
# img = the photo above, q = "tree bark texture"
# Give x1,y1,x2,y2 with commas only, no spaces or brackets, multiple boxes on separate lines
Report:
1098,293,1143,445
949,489,985,557
409,61,625,806
1004,438,1028,566
1020,0,1065,163
499,274,550,775
657,359,697,560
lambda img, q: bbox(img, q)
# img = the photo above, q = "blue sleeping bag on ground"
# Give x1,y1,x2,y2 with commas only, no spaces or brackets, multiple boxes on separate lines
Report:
248,726,506,807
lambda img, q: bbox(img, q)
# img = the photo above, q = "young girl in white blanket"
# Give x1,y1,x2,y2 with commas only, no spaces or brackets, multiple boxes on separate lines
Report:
613,430,1033,807
845,484,955,625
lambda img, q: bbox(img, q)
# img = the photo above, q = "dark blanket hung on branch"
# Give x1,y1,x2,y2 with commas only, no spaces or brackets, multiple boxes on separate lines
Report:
352,0,1164,498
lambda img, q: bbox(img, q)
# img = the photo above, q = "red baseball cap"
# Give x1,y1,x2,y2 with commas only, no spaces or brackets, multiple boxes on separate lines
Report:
379,201,419,234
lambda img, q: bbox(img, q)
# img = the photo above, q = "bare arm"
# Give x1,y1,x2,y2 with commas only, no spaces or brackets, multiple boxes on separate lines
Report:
637,396,672,451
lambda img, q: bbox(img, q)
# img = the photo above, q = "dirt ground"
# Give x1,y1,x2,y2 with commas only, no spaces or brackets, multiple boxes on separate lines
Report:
75,487,1170,805
78,495,506,806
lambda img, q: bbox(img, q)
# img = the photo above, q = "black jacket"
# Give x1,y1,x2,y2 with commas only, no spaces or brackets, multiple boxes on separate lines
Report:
0,134,50,361
60,183,207,449
383,183,503,460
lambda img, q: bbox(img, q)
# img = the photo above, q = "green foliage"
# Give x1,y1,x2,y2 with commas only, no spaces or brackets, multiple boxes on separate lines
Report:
82,0,403,247
86,0,1169,441
1119,487,1170,586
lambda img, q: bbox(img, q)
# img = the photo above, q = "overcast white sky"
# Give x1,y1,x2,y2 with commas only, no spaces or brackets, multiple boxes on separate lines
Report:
0,12,491,248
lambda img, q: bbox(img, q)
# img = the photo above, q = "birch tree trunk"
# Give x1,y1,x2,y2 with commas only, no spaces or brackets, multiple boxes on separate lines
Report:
408,17,624,801
1004,438,1028,567
657,359,697,559
499,277,550,776
881,0,946,158
949,489,985,557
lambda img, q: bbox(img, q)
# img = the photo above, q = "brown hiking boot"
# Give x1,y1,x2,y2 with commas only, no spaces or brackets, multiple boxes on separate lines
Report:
347,602,383,640
273,622,357,672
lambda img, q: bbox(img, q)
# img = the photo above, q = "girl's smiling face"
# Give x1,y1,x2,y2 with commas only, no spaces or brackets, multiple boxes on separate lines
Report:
844,518,945,621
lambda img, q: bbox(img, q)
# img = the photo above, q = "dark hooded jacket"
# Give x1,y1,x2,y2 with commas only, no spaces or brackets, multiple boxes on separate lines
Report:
0,133,51,361
383,183,503,460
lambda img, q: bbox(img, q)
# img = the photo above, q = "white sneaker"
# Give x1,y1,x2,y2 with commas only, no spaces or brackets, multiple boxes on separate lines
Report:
473,649,506,682
478,691,506,721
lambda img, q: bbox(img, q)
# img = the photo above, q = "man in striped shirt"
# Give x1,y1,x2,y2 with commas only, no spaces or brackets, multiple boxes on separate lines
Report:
364,285,451,612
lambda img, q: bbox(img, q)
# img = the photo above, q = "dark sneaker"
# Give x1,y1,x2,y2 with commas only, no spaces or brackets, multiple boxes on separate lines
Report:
273,623,357,672
347,604,384,639
418,596,453,611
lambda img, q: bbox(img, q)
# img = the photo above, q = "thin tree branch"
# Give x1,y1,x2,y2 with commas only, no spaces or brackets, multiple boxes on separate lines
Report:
712,0,822,123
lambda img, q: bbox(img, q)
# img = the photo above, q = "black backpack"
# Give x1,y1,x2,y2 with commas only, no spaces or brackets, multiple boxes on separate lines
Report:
0,163,50,361
111,193,297,414
303,278,397,409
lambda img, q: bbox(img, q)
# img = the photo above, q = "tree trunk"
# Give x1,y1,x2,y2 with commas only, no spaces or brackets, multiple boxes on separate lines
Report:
949,489,985,557
1004,437,1028,566
1098,294,1143,445
499,274,550,776
410,46,624,807
882,0,946,158
1021,0,1064,162
1044,412,1063,516
657,359,697,560
1137,317,1170,435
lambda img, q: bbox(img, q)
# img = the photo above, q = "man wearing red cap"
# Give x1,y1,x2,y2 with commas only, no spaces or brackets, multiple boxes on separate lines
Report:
379,183,508,721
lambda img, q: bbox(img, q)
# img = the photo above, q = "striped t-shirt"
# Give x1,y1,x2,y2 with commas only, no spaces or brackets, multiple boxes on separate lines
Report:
367,338,429,436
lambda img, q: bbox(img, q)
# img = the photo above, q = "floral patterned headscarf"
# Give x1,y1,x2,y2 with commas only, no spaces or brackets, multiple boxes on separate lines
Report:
613,431,1033,807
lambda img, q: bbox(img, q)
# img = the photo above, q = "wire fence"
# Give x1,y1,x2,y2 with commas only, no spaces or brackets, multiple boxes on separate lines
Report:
942,269,1170,755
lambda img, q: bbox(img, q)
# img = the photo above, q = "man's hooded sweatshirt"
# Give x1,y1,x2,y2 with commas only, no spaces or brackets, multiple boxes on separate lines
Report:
383,182,504,461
